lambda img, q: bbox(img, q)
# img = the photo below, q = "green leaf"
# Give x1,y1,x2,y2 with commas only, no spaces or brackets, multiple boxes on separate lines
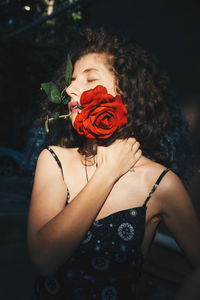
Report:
50,112,60,119
41,82,61,103
65,55,72,86
62,96,70,104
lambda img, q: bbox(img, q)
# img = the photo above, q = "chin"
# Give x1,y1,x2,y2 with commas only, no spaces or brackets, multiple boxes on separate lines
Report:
70,114,76,126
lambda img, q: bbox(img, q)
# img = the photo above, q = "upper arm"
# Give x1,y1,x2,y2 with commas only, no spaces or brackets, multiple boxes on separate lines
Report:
158,171,200,268
27,148,68,241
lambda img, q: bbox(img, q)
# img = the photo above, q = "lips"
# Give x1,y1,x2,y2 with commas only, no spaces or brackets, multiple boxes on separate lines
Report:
69,101,79,112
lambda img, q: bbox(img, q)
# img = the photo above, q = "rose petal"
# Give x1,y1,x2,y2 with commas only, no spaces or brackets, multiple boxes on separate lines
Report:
80,85,108,106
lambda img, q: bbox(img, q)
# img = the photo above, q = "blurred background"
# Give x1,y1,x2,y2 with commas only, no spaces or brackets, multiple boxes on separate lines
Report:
0,0,199,299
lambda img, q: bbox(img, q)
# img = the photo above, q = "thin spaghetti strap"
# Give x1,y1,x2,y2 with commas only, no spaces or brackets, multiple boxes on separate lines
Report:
46,147,70,205
143,168,170,207
46,146,64,179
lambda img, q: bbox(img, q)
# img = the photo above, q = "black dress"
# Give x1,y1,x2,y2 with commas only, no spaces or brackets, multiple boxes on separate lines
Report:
35,147,169,300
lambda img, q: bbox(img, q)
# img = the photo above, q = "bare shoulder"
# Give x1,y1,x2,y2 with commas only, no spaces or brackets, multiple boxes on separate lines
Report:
136,155,169,185
139,156,184,190
151,165,191,215
47,145,78,158
135,156,189,209
34,146,76,184
37,146,78,168
155,168,187,201
48,145,80,163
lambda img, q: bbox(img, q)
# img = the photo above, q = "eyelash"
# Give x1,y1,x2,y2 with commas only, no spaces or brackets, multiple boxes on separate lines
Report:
87,79,97,83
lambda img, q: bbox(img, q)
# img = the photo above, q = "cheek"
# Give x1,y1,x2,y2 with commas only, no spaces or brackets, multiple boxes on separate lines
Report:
107,86,117,97
103,79,117,96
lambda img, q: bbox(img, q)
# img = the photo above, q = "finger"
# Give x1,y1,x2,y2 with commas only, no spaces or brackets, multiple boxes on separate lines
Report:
126,137,136,146
134,149,142,160
132,141,140,152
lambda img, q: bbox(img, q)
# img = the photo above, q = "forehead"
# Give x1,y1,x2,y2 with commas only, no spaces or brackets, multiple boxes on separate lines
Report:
73,53,109,75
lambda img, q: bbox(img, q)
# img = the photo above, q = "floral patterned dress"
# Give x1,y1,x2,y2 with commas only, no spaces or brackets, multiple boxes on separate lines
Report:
35,147,169,300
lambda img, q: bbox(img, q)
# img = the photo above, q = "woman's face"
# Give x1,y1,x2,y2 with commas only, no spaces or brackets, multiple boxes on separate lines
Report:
66,53,117,125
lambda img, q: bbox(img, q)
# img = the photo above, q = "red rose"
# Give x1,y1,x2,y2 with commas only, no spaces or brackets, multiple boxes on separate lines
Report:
80,85,111,106
74,85,127,139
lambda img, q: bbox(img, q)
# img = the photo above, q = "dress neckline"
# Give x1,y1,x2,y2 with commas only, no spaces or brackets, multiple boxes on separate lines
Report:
93,204,146,223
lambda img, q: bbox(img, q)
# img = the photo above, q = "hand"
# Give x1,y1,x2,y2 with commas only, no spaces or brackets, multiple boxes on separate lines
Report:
95,138,141,180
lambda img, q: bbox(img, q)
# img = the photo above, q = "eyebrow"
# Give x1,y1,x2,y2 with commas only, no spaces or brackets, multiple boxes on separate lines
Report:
84,68,99,73
72,68,99,80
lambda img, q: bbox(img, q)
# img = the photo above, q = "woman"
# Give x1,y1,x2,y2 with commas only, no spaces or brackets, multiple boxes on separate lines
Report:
28,29,200,299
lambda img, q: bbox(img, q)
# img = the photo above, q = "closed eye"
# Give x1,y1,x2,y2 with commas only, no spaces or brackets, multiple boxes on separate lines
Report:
88,79,97,82
87,79,98,83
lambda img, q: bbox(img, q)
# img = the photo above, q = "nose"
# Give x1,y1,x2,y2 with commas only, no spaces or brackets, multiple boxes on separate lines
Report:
66,81,80,100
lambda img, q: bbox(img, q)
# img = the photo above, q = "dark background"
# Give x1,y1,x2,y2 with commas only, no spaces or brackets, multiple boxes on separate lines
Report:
0,0,199,299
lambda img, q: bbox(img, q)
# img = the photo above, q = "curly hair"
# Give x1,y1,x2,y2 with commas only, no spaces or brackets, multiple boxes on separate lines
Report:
39,28,194,182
